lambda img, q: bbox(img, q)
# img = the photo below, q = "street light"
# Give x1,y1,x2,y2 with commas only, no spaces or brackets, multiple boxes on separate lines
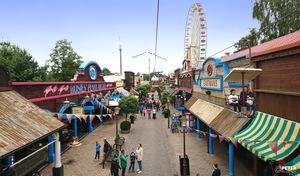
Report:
114,106,121,141
85,94,90,102
167,97,170,129
180,116,189,176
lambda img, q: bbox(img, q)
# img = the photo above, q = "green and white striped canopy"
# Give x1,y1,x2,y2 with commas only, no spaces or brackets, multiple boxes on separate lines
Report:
233,111,300,161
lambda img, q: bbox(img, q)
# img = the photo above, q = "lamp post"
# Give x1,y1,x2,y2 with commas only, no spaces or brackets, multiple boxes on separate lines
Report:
114,106,121,141
63,97,70,105
180,116,188,176
167,97,170,128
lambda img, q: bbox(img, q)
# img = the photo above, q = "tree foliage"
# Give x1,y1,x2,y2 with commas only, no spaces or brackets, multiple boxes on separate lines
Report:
143,73,150,81
136,85,148,98
0,42,46,81
234,1,299,52
252,0,300,43
234,28,260,52
102,67,118,76
46,39,83,81
161,92,174,105
118,96,139,119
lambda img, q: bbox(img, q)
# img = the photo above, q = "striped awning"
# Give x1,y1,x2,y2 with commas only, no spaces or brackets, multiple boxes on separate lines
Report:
233,111,300,161
283,155,300,175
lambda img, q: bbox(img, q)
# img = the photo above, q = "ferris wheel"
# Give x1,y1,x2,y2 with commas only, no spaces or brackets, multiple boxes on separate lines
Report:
184,3,207,68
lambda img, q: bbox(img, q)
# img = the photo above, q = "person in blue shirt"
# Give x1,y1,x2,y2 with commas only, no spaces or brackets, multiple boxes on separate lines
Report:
240,86,256,118
95,141,101,160
139,105,144,117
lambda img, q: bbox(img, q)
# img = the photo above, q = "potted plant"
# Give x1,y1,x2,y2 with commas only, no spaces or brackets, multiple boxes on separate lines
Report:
120,121,131,133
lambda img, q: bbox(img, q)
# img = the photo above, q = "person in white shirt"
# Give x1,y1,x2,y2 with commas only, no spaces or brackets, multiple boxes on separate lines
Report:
152,108,156,119
136,143,143,174
228,89,241,113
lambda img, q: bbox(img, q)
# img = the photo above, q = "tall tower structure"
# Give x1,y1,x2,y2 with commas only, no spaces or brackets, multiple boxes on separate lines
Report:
119,37,122,75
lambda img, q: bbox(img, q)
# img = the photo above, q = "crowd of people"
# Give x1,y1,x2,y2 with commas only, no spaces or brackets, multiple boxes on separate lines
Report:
138,93,162,120
95,139,143,176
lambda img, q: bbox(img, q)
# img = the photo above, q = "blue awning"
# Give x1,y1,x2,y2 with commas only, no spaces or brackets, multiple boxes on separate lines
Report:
177,106,186,111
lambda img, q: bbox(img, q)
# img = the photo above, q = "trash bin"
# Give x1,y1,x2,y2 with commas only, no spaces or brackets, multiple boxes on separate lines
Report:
130,115,134,124
179,154,190,176
164,109,170,118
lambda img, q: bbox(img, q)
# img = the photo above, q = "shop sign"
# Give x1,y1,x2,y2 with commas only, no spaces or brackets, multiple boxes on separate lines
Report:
72,107,83,115
69,83,107,94
200,76,223,91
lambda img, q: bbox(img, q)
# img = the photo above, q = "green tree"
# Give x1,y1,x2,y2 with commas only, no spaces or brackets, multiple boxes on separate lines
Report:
102,67,118,76
252,0,300,43
143,73,150,81
136,85,148,99
234,28,260,52
102,67,112,76
46,39,83,81
157,83,166,99
118,96,139,120
0,41,46,82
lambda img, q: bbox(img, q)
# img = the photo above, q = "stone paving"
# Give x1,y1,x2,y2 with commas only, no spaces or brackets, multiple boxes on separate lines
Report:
41,92,253,176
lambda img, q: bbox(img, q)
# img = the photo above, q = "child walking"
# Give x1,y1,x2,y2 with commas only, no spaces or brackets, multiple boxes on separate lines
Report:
128,148,137,173
95,141,101,160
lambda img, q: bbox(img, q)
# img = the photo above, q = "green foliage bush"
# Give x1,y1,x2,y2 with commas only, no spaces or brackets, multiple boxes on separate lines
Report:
120,121,131,131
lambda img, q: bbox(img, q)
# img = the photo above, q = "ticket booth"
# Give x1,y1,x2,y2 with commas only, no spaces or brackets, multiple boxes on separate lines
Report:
185,112,194,132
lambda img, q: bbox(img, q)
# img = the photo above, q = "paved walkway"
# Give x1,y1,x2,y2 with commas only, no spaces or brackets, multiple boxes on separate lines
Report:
41,92,253,176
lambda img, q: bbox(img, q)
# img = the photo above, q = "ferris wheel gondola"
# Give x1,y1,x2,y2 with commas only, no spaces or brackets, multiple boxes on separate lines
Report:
184,3,207,68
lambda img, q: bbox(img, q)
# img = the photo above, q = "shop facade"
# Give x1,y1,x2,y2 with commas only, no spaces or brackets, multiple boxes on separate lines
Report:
181,31,300,175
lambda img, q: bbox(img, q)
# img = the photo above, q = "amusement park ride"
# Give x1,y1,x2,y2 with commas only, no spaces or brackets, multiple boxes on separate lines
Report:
184,3,207,68
132,52,166,88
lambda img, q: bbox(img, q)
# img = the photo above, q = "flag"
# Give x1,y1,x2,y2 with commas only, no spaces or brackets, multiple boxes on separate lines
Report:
282,141,287,147
90,116,95,122
219,136,226,143
210,134,218,138
269,142,278,155
67,115,73,124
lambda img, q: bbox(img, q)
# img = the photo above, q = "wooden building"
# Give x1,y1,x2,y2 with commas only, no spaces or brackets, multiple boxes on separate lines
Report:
182,31,300,175
124,71,135,91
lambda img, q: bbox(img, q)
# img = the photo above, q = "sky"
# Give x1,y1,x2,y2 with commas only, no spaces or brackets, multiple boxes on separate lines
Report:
0,0,259,75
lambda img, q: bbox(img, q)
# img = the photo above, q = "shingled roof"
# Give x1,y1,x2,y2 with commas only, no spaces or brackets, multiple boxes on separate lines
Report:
0,90,65,159
221,31,300,62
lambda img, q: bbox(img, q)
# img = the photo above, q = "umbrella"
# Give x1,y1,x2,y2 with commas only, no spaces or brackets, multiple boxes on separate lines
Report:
224,68,262,83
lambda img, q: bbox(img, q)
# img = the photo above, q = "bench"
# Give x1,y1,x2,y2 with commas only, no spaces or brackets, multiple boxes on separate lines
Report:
114,135,125,150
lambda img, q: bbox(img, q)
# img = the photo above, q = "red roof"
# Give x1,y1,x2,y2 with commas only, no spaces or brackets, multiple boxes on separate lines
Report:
221,31,300,62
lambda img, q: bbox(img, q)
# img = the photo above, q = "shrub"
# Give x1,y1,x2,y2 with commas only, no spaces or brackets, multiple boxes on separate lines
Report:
120,121,131,131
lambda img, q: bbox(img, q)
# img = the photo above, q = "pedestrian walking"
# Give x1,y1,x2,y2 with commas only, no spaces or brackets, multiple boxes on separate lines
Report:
152,108,156,119
212,163,221,176
139,105,144,117
111,154,121,176
128,148,137,173
95,141,101,160
143,108,146,117
147,108,151,119
136,143,143,174
100,138,111,169
156,100,161,112
120,149,128,176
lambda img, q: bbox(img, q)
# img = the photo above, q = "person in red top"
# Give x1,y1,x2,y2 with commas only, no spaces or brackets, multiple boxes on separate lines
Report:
156,100,161,112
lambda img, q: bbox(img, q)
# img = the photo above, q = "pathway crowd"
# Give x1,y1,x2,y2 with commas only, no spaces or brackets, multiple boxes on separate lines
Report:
41,91,252,176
